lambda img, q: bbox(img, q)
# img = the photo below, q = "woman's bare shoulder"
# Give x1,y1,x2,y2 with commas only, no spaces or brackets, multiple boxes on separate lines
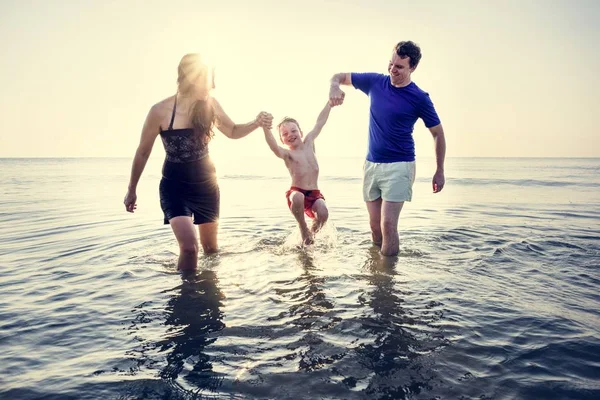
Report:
141,95,176,131
150,95,176,115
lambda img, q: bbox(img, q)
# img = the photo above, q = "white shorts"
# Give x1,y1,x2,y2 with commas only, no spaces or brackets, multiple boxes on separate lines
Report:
363,160,416,202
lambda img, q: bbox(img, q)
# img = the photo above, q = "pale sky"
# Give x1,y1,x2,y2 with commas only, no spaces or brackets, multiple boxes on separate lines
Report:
1,0,598,159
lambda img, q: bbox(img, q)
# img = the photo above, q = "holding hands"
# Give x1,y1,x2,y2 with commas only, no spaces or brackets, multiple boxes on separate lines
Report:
255,111,273,129
329,85,345,107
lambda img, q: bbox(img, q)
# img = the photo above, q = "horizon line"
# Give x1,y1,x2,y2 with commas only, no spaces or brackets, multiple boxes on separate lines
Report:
1,156,599,160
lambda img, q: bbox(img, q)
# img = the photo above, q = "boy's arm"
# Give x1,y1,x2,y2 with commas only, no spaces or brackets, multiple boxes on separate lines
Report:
263,127,288,159
304,102,332,143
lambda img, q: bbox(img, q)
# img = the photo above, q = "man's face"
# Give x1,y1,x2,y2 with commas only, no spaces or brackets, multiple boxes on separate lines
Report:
279,122,302,147
388,53,415,87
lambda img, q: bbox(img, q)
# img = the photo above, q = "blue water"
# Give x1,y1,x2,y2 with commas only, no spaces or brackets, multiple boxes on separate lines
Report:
0,157,599,399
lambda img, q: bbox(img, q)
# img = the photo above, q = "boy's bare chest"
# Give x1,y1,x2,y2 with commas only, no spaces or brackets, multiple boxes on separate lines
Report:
286,148,318,171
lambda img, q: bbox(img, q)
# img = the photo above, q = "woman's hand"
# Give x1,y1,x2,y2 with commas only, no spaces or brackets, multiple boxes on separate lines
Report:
255,111,273,129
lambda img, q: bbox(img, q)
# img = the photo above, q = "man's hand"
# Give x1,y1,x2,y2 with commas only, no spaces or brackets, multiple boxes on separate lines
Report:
432,170,445,193
124,189,137,212
329,85,345,107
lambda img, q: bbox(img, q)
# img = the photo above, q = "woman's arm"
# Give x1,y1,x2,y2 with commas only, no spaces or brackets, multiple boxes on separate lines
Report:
212,97,272,139
124,105,161,212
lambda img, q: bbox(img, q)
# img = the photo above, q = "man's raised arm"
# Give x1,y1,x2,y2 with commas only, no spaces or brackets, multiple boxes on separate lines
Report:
329,73,352,106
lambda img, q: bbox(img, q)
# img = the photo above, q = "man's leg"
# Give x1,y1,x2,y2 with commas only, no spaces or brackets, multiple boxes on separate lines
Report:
366,198,383,246
380,200,404,256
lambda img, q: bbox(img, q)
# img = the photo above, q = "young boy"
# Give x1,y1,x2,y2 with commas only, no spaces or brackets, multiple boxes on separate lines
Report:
263,102,333,245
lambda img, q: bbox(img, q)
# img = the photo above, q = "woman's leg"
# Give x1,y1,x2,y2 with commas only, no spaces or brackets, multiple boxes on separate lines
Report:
199,222,219,254
169,216,199,271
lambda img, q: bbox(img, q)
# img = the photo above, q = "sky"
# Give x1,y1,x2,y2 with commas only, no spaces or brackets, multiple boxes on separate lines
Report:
0,0,599,160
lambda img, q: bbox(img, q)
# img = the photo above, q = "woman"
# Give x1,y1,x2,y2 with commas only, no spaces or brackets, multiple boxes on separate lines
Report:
124,53,272,271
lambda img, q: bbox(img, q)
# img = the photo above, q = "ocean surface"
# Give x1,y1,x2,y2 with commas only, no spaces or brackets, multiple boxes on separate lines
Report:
0,156,599,400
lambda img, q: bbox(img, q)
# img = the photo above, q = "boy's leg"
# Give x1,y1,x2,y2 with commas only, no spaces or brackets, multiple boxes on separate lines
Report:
289,191,313,245
310,199,328,233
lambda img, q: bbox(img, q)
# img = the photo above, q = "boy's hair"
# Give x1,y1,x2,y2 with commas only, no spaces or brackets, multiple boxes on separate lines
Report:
393,41,422,68
277,117,302,132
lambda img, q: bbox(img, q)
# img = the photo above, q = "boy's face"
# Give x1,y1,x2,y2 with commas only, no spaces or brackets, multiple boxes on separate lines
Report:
279,122,303,147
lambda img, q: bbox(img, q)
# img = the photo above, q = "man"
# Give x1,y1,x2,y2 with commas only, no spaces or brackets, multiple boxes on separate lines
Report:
329,40,446,256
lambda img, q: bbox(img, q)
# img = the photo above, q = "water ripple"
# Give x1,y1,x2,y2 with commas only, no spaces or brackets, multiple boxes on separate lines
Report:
1,157,599,399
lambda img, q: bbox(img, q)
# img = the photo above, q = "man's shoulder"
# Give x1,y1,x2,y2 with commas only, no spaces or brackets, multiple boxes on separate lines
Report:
352,72,387,85
407,81,432,96
352,72,386,80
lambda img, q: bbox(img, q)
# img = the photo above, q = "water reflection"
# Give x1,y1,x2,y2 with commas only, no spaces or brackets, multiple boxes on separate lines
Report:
158,268,225,388
267,249,345,375
288,251,336,331
356,247,446,398
125,265,225,395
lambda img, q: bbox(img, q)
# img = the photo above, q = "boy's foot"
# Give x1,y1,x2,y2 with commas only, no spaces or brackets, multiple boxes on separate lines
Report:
312,217,329,234
301,228,314,246
311,221,320,234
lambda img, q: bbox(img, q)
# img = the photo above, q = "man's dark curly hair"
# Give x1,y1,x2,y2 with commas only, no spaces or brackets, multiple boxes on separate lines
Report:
393,41,422,68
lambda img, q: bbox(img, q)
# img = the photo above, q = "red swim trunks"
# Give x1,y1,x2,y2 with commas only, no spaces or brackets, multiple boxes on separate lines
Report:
285,186,325,219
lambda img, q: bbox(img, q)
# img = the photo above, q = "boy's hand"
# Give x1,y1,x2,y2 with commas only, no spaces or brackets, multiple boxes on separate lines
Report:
255,112,273,129
329,86,345,106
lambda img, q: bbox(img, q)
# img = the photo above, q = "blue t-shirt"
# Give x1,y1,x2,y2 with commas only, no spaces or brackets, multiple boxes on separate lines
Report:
352,73,441,163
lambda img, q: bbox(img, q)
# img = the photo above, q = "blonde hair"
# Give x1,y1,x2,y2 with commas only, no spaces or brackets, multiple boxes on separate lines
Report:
176,54,216,142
